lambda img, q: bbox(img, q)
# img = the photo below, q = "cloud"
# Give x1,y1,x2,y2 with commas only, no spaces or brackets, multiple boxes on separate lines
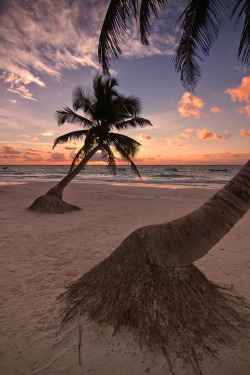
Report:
0,0,106,100
65,146,77,150
178,92,205,119
234,65,249,73
210,106,222,114
175,132,191,141
0,144,21,155
49,152,66,162
236,105,250,118
39,131,54,136
240,129,250,137
225,77,250,103
139,134,152,141
223,131,232,140
184,128,194,132
197,129,222,140
26,148,41,153
225,76,250,118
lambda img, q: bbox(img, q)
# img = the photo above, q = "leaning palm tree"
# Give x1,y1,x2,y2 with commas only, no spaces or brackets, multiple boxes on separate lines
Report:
29,75,151,213
98,0,249,91
59,1,250,374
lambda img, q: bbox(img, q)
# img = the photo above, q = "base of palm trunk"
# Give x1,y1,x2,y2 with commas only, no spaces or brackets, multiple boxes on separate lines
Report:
28,194,80,214
60,240,245,374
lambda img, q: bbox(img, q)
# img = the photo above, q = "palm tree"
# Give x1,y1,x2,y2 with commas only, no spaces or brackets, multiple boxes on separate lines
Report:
29,75,151,213
98,0,249,92
60,1,250,373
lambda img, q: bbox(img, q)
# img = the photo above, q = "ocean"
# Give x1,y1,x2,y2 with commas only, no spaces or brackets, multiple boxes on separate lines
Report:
0,164,242,189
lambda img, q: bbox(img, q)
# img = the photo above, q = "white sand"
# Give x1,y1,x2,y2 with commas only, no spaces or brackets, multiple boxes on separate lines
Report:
0,181,249,375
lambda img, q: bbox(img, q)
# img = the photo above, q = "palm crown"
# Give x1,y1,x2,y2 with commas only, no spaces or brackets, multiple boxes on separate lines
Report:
53,75,152,176
98,0,249,92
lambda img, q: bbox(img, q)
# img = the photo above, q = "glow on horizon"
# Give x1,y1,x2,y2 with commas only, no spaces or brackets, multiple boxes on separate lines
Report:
0,1,249,167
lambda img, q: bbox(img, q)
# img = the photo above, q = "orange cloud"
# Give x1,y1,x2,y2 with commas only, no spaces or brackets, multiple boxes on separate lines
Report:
225,77,250,118
0,144,21,155
240,129,250,137
223,131,232,140
178,92,205,119
210,106,222,114
139,134,152,141
197,129,222,140
225,76,250,103
48,152,66,162
175,132,191,141
236,105,250,118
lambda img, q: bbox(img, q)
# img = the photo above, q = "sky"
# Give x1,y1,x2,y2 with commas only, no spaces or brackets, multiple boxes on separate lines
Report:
0,0,249,166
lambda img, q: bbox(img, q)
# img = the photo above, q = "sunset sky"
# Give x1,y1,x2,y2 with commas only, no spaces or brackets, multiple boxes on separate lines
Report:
0,0,249,166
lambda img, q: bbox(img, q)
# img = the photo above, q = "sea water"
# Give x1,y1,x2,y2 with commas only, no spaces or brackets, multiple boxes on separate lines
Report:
0,164,242,189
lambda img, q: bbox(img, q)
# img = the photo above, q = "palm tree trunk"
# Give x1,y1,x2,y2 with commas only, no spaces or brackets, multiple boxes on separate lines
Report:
28,146,99,213
47,146,99,199
137,159,250,267
61,160,250,373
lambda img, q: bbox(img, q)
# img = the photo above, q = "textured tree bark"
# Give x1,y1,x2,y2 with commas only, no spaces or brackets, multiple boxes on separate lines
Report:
47,146,99,199
61,160,250,373
28,146,99,213
133,159,250,266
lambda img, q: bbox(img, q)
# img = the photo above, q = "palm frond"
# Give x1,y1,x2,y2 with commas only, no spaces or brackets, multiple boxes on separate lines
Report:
231,0,250,65
109,132,141,157
98,0,138,74
115,116,152,130
174,0,230,91
69,129,98,171
101,142,117,175
69,145,85,172
140,0,168,45
119,94,142,116
52,130,88,149
72,86,93,117
56,107,94,128
112,138,141,178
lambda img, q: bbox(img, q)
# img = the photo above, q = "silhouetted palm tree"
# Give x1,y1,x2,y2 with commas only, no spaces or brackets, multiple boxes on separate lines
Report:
29,75,151,213
60,2,250,373
98,0,249,91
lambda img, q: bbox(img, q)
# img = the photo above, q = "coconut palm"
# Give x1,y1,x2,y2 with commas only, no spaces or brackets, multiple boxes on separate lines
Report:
60,1,250,373
29,75,151,213
98,0,249,91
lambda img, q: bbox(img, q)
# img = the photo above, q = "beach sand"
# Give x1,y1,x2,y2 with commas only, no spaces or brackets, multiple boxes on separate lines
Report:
0,181,249,375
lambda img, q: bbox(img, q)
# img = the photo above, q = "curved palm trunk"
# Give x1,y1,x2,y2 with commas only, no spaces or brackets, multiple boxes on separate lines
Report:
138,159,250,266
28,146,99,213
61,161,250,373
47,146,99,199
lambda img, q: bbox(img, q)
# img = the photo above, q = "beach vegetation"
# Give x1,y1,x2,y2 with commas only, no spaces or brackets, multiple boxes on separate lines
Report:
28,74,151,213
60,1,250,373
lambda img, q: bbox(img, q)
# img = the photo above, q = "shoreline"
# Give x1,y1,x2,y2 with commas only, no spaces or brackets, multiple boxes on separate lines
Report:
0,177,226,190
0,181,249,374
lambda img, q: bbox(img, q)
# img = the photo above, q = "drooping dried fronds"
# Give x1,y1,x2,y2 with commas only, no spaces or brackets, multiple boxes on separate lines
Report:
60,235,246,374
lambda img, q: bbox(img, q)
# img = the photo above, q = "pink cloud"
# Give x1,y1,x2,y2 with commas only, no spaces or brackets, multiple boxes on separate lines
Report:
240,129,250,137
184,128,194,132
0,145,21,155
49,152,66,162
178,92,205,119
139,134,152,141
175,132,191,141
223,131,232,140
210,106,222,114
225,76,250,103
236,104,250,118
197,129,222,140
